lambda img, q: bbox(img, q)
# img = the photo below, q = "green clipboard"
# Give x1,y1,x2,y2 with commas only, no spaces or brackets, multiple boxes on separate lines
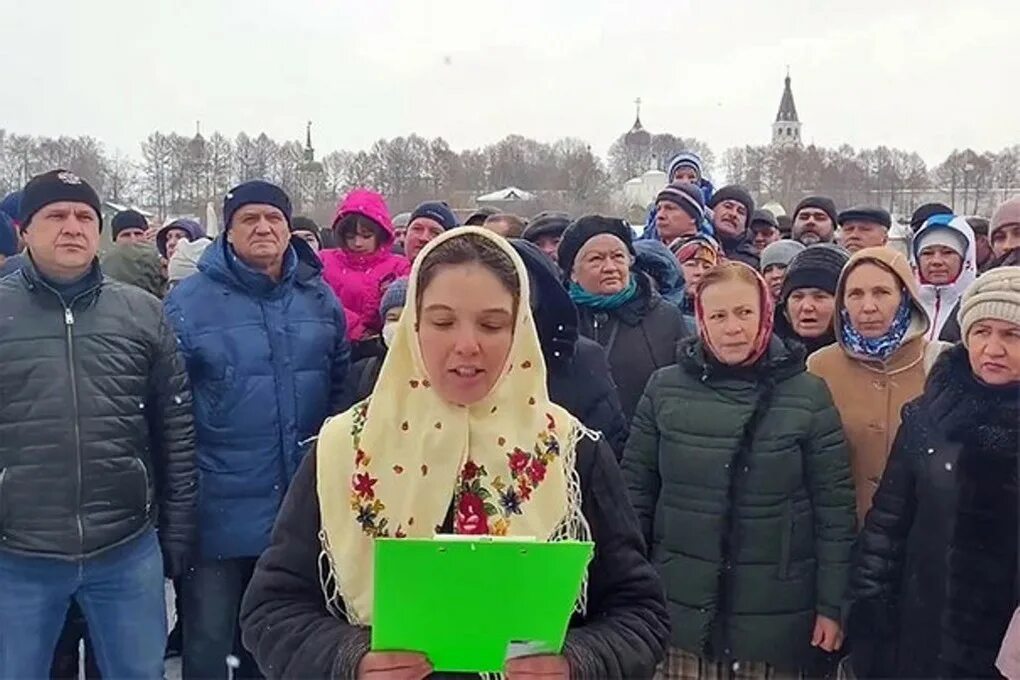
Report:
372,537,594,673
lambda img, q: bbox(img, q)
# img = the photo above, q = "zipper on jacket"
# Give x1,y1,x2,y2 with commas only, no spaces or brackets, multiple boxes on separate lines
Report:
64,306,85,552
929,290,941,341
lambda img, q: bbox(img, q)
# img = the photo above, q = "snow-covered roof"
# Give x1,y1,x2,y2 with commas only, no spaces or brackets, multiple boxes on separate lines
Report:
103,201,155,218
476,186,536,202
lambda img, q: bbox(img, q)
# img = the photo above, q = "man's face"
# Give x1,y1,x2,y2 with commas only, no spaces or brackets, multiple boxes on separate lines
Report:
655,201,697,243
839,220,887,253
918,245,963,285
793,208,835,245
991,224,1020,258
164,227,191,259
24,201,101,279
227,204,290,271
712,200,748,239
405,217,445,261
294,229,321,253
115,228,147,245
534,234,561,263
751,225,780,253
762,264,787,298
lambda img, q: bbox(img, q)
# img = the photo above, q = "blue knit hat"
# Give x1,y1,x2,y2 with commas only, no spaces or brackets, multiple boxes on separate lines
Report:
0,191,21,222
667,152,704,183
223,180,292,231
0,213,17,256
410,201,458,231
379,277,409,318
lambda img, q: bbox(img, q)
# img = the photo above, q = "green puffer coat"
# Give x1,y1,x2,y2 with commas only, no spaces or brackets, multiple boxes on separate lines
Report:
622,335,856,669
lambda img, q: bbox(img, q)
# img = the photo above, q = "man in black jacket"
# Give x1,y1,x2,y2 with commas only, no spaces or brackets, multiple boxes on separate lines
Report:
707,185,759,268
0,170,196,679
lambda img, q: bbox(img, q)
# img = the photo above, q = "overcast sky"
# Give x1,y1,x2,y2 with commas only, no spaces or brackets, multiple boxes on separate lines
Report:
1,0,1015,171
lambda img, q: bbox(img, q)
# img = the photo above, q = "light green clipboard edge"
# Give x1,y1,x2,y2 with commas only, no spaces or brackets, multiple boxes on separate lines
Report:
372,537,594,673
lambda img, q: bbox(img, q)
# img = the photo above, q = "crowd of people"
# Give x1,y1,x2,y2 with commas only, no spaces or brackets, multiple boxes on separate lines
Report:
0,152,1017,680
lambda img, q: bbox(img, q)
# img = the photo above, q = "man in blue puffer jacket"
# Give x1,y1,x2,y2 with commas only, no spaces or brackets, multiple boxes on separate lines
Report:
164,180,350,680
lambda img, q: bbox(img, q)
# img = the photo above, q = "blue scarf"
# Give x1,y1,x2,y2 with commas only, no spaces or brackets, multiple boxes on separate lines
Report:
569,276,639,311
840,294,913,361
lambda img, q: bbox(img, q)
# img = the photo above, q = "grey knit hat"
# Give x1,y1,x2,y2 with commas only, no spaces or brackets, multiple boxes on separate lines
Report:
959,267,1020,346
379,277,409,318
760,240,806,272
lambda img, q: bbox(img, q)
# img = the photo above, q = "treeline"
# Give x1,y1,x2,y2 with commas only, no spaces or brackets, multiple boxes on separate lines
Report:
0,127,1016,226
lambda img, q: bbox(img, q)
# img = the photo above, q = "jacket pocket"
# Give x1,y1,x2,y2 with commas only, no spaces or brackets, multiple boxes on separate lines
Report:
778,499,793,579
131,458,153,517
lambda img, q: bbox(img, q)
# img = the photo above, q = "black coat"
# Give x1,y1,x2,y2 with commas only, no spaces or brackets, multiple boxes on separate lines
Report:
718,232,760,270
240,437,670,678
848,344,1019,678
0,258,197,560
576,274,688,421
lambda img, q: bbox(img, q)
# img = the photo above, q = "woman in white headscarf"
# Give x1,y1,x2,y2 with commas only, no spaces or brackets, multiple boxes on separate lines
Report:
239,228,668,679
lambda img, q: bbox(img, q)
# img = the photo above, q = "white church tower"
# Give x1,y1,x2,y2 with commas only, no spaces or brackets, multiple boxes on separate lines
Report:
772,69,802,147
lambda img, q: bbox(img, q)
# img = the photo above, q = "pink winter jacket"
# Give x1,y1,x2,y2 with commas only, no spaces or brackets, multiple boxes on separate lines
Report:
321,189,411,340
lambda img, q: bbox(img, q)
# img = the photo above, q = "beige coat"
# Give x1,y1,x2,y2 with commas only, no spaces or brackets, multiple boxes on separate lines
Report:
807,247,947,526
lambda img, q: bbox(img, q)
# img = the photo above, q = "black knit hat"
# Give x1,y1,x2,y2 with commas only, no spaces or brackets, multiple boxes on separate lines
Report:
837,206,891,229
557,215,635,277
291,215,323,248
655,182,705,222
465,206,500,226
18,169,103,232
750,209,779,231
223,180,292,230
410,201,459,231
793,196,838,226
111,209,148,240
522,211,571,242
910,202,952,232
780,243,850,303
708,185,755,218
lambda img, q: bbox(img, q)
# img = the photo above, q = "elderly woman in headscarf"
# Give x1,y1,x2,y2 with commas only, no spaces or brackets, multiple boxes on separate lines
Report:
559,216,689,421
848,266,1020,678
239,228,669,679
808,246,949,526
623,261,856,679
671,234,722,319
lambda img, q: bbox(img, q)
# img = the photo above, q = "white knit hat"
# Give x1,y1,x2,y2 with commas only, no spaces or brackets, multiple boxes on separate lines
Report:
167,237,212,283
958,266,1020,346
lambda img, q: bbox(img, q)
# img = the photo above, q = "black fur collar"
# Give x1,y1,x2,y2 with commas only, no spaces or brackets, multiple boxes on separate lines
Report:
922,344,1019,455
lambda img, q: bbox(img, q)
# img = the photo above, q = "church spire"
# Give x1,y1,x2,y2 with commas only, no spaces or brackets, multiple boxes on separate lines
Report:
304,121,315,162
772,70,802,147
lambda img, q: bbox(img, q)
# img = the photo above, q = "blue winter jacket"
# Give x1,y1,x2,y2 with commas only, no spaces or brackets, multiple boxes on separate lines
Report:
164,235,350,560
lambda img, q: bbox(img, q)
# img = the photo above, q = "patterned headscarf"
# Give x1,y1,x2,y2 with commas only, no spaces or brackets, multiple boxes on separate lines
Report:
694,261,775,367
314,227,591,625
839,293,913,361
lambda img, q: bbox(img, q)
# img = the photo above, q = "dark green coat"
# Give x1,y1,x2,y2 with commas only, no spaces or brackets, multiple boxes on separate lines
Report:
622,336,855,669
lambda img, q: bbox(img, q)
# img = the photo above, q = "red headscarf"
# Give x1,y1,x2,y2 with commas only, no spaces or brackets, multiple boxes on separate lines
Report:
694,261,775,367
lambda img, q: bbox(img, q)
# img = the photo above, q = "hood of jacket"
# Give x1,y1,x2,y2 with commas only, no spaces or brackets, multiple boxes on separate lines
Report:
198,233,322,298
834,246,930,363
332,189,394,246
677,333,807,384
510,238,579,367
101,243,167,298
156,218,205,258
910,214,977,318
633,239,686,306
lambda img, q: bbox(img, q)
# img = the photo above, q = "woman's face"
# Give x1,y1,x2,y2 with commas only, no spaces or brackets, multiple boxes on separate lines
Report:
571,234,631,295
786,287,836,339
843,262,903,338
701,279,761,365
418,262,516,406
681,258,713,293
967,319,1020,385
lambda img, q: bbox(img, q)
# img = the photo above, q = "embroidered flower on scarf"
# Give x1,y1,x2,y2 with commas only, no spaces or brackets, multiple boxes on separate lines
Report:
354,473,378,499
349,400,391,538
457,492,491,534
